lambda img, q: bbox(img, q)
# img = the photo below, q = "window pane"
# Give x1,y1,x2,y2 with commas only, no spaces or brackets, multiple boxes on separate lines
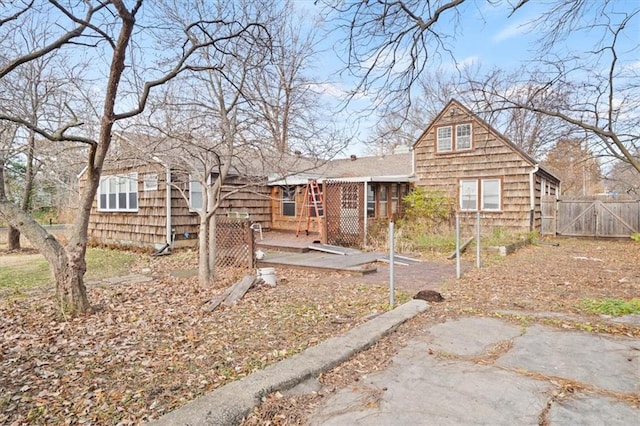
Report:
109,177,117,193
190,180,202,210
129,193,138,210
367,184,376,217
108,193,116,209
437,126,452,152
282,186,296,217
460,180,477,211
119,193,127,208
456,124,472,150
100,194,107,209
482,179,501,211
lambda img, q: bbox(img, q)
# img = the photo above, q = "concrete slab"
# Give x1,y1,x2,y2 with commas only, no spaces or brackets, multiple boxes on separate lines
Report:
150,300,429,425
549,395,640,425
496,325,640,394
310,340,551,426
425,317,523,357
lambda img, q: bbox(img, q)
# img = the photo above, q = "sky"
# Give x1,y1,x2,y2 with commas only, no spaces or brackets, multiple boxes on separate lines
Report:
291,0,640,157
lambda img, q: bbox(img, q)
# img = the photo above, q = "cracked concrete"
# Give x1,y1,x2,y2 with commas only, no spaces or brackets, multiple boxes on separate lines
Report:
310,317,640,425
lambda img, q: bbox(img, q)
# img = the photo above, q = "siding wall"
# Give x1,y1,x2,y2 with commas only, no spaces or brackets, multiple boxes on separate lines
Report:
413,103,537,231
86,163,169,248
86,166,271,249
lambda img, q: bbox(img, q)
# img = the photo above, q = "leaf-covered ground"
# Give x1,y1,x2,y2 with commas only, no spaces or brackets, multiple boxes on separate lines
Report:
1,239,639,425
244,238,640,424
0,249,408,425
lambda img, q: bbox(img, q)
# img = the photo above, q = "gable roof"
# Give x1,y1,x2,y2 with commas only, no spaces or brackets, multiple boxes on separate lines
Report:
414,99,559,182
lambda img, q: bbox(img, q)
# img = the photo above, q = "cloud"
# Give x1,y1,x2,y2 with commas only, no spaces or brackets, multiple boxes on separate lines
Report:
492,20,534,43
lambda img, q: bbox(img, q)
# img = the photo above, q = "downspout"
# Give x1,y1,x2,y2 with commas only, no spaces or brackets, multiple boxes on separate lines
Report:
363,180,368,246
152,156,172,246
411,146,415,177
165,166,172,245
529,164,539,232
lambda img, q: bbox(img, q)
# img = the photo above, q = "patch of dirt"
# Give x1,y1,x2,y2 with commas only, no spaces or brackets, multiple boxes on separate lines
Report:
1,238,639,425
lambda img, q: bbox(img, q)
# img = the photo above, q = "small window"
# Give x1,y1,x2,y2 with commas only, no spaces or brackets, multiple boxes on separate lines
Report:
391,184,399,214
143,174,158,191
456,124,472,150
282,186,296,217
482,179,501,211
437,126,452,152
98,173,138,212
367,184,376,218
460,180,478,211
379,185,388,218
190,179,203,211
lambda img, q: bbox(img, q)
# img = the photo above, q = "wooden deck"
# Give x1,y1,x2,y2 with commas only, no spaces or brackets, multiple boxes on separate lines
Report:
255,231,425,274
256,231,320,253
257,250,380,275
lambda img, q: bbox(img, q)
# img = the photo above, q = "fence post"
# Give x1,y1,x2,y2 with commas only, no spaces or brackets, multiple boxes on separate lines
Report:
246,218,255,270
476,211,481,269
456,214,461,279
389,221,395,308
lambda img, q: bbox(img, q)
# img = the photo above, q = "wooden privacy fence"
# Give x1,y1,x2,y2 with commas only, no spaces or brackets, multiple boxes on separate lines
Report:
215,216,255,269
542,197,640,237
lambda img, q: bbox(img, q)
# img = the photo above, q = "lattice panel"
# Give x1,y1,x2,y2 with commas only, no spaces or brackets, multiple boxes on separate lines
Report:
324,180,364,248
215,217,255,269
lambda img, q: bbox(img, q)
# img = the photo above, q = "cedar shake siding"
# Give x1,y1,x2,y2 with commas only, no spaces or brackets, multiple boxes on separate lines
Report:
413,99,560,232
84,165,271,250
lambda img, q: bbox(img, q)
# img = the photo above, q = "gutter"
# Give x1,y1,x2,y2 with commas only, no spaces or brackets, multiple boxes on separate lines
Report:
152,156,173,246
529,164,539,231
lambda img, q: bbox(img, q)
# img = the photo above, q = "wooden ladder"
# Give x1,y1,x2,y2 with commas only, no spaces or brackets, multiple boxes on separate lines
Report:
296,180,324,239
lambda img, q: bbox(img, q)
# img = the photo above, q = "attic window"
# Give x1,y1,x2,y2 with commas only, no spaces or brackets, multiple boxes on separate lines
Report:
437,126,453,152
437,123,473,152
456,124,472,150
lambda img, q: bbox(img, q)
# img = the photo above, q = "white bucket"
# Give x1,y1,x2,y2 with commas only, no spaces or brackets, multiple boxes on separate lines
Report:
257,267,277,287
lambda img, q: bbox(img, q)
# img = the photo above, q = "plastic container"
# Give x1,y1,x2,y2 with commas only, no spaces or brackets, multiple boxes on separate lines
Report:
257,267,277,286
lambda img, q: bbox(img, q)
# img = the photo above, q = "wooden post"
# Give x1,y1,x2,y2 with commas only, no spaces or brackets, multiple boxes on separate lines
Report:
245,218,255,270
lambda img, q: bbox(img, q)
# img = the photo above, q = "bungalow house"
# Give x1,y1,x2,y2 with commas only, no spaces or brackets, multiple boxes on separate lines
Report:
82,133,414,250
413,99,560,232
269,151,413,246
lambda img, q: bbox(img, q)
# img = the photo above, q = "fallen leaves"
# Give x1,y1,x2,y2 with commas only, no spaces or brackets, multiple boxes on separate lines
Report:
0,262,397,425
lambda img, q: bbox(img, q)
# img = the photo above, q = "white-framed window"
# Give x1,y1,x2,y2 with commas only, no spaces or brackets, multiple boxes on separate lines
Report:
98,173,138,212
391,184,399,214
367,184,376,217
379,185,388,218
460,180,478,211
437,126,453,152
481,179,501,211
189,179,203,211
282,186,296,217
143,173,158,191
456,123,472,150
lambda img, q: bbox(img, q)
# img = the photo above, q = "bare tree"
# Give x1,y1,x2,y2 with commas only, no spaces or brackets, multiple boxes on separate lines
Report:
322,1,638,171
0,1,268,315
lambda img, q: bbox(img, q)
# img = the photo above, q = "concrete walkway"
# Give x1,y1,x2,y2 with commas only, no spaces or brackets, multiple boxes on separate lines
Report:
310,316,640,425
150,300,430,425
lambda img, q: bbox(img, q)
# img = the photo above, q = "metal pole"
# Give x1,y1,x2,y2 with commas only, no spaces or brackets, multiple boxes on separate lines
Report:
389,221,395,308
455,214,461,279
476,211,481,269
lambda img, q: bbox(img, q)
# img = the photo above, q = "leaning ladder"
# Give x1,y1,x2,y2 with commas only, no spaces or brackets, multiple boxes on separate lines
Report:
296,180,324,239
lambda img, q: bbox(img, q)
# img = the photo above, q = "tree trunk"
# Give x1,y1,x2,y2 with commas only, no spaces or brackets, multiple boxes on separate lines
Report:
208,214,216,280
7,226,20,250
198,216,212,286
0,199,91,315
51,246,90,314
